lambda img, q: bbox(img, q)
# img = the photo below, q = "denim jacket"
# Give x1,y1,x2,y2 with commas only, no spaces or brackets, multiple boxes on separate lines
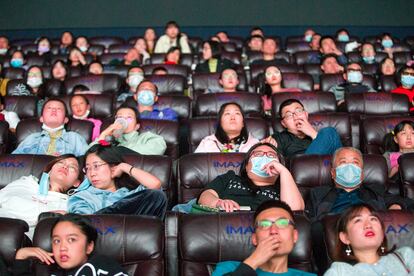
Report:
12,129,88,157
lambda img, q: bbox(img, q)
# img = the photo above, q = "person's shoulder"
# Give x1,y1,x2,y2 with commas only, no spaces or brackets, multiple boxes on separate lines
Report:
213,260,242,273
395,246,414,260
324,261,355,275
77,254,127,275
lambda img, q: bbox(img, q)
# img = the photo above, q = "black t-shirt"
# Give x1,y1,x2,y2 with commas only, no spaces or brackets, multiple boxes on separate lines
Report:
272,130,312,159
205,171,280,210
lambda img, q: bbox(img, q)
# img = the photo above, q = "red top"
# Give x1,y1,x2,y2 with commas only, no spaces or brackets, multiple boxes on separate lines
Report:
392,86,414,111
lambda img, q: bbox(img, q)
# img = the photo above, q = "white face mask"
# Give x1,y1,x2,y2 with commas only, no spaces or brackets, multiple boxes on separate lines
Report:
27,77,43,88
0,48,7,55
42,123,64,133
128,74,144,89
72,109,90,120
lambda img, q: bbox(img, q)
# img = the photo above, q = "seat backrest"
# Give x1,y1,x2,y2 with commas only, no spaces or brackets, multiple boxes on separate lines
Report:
103,65,130,79
194,93,262,117
320,73,345,92
398,152,414,199
26,54,45,67
221,51,241,65
99,53,126,65
228,36,244,50
188,117,269,153
33,215,164,276
294,50,320,65
285,41,311,54
143,64,189,78
4,95,38,119
88,44,105,56
146,74,186,95
150,53,193,67
0,121,9,154
360,116,413,154
16,118,93,144
187,37,202,53
178,212,313,276
345,92,410,115
89,36,125,49
361,63,379,76
192,72,247,92
177,153,245,203
282,72,314,91
323,210,414,269
44,79,64,97
271,92,337,118
393,51,412,65
64,74,122,95
62,93,114,119
290,154,388,202
380,75,398,92
3,67,25,79
0,154,54,189
0,217,30,268
250,64,300,85
108,43,132,54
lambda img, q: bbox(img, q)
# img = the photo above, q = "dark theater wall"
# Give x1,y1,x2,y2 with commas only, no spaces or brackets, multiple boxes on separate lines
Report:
0,0,413,39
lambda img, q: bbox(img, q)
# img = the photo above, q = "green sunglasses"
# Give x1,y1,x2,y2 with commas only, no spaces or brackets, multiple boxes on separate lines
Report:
256,218,295,229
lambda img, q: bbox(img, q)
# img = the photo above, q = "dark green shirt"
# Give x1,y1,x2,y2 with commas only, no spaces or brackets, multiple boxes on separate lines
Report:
272,130,312,159
205,171,280,210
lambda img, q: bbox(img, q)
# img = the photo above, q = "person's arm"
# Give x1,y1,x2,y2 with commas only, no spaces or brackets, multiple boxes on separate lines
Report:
179,36,192,54
111,162,161,189
12,133,39,154
194,136,220,153
12,247,54,275
262,160,305,210
136,132,167,155
72,133,88,157
294,118,318,140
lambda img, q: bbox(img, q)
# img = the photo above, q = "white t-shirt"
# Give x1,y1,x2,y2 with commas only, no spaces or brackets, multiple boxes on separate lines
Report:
1,110,20,129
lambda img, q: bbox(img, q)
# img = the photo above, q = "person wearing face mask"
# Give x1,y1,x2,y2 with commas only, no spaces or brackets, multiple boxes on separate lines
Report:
328,63,376,106
9,50,25,69
380,33,395,59
36,36,52,65
198,142,304,212
133,80,178,121
336,29,350,43
360,43,377,64
392,66,414,112
116,66,144,103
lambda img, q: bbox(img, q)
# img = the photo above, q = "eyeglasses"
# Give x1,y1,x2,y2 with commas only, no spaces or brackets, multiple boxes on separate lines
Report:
83,162,108,174
55,160,79,173
114,116,134,123
265,71,281,77
402,72,414,76
282,108,304,120
256,218,295,230
251,150,278,159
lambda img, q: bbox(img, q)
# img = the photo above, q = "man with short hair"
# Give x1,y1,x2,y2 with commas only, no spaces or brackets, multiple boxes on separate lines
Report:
133,80,178,121
248,35,264,52
308,36,347,65
252,38,288,66
270,99,342,159
309,33,321,51
320,54,344,74
13,98,88,156
0,36,9,55
117,66,144,103
110,48,140,66
328,62,376,105
212,200,316,275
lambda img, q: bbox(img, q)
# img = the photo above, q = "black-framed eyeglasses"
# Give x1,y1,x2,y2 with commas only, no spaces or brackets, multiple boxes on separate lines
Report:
282,108,304,120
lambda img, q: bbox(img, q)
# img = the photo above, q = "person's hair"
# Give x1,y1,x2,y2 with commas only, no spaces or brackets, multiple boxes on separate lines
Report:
261,65,283,98
215,102,248,144
335,28,349,38
165,20,179,30
87,61,103,73
332,147,363,169
127,66,143,75
239,142,285,193
84,144,138,190
360,42,376,54
396,65,414,86
43,154,84,183
203,40,222,59
248,34,264,44
51,59,69,80
344,62,361,72
333,203,393,263
219,68,238,81
51,214,97,245
137,79,158,95
41,97,68,117
254,200,295,227
70,93,90,105
165,46,181,62
278,99,304,118
72,84,89,94
380,32,393,42
250,26,264,36
383,120,414,152
116,103,140,121
76,35,89,45
319,35,335,48
36,36,51,47
151,66,168,75
321,53,339,66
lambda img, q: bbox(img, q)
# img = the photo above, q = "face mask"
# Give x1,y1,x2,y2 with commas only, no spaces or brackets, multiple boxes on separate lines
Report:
42,123,64,133
304,34,312,42
0,48,7,55
38,172,50,196
250,156,277,178
401,75,414,89
382,39,393,48
347,71,363,83
73,109,90,120
362,56,375,64
27,77,43,88
335,163,362,188
338,34,349,42
38,45,50,53
128,74,144,89
10,58,23,68
79,46,88,53
137,90,155,106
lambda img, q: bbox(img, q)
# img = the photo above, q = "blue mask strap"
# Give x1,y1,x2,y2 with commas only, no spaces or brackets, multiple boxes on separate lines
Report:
38,172,50,196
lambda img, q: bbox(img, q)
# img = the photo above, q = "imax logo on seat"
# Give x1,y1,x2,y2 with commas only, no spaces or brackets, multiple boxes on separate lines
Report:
0,161,25,168
213,161,241,168
226,224,254,235
311,120,324,127
385,223,412,234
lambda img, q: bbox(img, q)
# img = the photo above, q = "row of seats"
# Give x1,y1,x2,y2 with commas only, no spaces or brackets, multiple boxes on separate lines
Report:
0,209,413,275
1,151,413,211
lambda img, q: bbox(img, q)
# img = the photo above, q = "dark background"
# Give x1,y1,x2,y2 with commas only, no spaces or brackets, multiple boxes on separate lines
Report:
1,0,413,40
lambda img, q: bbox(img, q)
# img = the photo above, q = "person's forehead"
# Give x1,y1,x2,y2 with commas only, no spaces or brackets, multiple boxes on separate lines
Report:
117,108,135,115
223,104,241,113
138,81,156,91
252,145,276,154
264,39,276,45
363,44,374,50
71,95,87,104
29,67,41,73
222,69,237,76
129,68,143,74
404,68,414,73
323,57,338,65
322,38,334,45
348,63,361,70
256,207,292,221
60,157,79,166
266,66,280,72
45,101,65,109
282,102,303,113
336,149,362,162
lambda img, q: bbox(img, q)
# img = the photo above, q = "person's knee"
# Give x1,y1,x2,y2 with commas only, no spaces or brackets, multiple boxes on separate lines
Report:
144,189,167,204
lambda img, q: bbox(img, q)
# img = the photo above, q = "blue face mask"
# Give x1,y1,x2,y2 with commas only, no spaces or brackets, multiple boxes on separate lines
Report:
382,39,393,48
362,56,375,64
250,156,277,178
137,90,155,106
10,58,23,68
304,34,312,42
338,34,349,42
38,172,50,196
335,163,362,188
347,71,363,83
401,75,414,89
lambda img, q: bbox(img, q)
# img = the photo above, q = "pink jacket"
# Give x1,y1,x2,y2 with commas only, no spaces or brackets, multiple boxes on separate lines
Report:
194,133,259,153
87,117,102,141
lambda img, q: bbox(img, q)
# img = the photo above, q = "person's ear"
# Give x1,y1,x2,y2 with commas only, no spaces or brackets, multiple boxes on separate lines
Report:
64,117,69,124
393,136,398,144
252,232,258,247
331,167,336,181
86,241,94,255
135,123,140,131
343,72,347,80
219,79,223,86
293,229,298,243
280,119,287,129
154,95,158,103
339,231,350,245
133,93,137,101
39,116,44,123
